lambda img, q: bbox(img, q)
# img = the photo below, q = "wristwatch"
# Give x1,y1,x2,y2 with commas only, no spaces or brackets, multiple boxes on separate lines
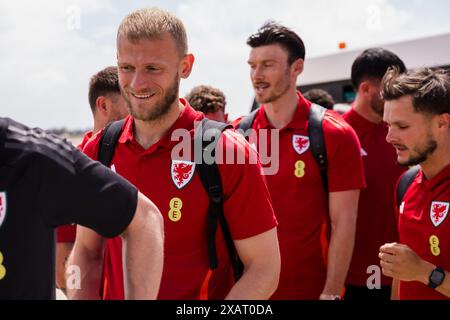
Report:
428,267,446,289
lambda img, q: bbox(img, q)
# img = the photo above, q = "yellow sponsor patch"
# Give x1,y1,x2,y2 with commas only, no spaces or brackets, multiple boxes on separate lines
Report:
429,235,441,257
168,197,183,222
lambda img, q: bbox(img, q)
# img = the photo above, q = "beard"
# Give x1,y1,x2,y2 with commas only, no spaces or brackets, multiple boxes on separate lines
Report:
121,74,179,122
400,135,438,167
255,68,291,104
370,95,384,118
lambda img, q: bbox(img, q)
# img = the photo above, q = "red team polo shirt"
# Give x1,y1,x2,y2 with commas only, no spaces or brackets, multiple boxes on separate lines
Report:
343,108,405,287
56,130,94,243
236,92,365,299
83,100,277,300
397,165,450,300
77,130,93,151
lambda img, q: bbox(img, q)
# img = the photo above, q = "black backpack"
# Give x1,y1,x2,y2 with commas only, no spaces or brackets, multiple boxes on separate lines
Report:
237,103,329,191
97,118,244,281
396,165,420,208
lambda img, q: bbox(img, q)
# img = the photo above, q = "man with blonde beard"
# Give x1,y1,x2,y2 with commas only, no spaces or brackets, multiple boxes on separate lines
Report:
78,8,280,300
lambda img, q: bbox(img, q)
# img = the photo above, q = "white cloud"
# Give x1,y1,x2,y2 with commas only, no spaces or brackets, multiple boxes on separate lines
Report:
0,0,117,129
1,0,449,128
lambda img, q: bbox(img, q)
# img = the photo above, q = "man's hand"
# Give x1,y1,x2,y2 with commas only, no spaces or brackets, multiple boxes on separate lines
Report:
379,243,434,284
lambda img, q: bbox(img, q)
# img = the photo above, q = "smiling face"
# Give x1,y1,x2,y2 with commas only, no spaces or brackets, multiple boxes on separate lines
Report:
117,32,192,122
248,44,299,104
384,95,438,166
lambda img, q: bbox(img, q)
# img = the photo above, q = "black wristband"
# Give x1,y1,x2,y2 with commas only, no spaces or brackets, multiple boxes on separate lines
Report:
428,267,446,289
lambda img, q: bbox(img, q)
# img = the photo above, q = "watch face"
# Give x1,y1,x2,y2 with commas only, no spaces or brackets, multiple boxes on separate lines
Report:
431,268,445,286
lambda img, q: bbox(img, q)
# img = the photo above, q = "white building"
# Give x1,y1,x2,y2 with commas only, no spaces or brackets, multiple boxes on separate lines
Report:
298,32,450,103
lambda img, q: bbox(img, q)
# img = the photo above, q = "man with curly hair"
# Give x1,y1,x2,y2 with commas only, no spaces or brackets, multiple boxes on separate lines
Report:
186,85,228,123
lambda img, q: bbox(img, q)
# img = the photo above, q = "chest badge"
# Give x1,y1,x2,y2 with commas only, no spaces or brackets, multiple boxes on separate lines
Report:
292,135,310,155
0,192,6,228
430,201,449,227
171,160,196,190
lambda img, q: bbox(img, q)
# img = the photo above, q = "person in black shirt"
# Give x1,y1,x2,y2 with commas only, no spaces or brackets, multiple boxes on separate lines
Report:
0,117,164,300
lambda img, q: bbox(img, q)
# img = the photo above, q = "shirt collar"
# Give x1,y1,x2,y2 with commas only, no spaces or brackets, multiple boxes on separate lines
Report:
257,91,311,130
417,164,450,190
118,99,204,151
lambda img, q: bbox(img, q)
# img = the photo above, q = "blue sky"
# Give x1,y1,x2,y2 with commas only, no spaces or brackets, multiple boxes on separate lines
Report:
2,0,450,129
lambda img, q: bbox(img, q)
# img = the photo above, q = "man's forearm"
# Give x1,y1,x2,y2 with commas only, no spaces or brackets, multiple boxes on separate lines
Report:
56,243,74,291
225,264,278,300
322,223,355,297
66,245,104,300
122,202,164,300
415,261,450,298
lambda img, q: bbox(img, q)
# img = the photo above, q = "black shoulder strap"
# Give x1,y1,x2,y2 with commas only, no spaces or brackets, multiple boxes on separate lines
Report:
195,119,243,281
396,166,420,207
308,104,328,192
238,104,328,191
97,119,126,167
237,108,259,133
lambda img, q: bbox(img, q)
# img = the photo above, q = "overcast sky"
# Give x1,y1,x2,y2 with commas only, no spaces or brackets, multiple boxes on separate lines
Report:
1,0,450,129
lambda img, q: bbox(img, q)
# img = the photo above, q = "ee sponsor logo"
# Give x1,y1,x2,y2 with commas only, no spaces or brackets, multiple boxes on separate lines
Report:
169,198,183,222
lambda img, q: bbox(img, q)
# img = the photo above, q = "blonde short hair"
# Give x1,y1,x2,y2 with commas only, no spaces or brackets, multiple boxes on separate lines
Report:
117,7,188,57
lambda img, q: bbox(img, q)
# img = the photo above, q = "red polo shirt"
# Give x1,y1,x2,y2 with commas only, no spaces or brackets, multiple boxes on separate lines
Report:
83,100,277,300
78,130,93,151
56,130,94,243
236,92,365,299
397,165,450,300
343,108,405,286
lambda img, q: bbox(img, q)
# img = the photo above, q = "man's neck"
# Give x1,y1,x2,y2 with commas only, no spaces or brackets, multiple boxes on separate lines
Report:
264,90,299,129
353,95,383,124
421,142,450,180
134,100,184,150
92,123,103,136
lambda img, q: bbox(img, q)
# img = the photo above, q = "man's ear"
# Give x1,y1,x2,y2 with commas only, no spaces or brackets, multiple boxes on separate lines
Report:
180,53,195,79
437,113,450,130
96,96,110,116
291,58,304,76
358,81,371,97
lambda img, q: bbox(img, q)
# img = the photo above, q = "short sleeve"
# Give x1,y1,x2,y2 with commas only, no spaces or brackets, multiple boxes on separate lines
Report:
323,112,366,192
37,141,138,238
217,130,278,240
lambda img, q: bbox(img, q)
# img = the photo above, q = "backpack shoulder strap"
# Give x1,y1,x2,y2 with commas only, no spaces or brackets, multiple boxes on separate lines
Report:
97,119,125,167
308,103,328,191
237,108,259,133
396,166,420,207
195,119,243,281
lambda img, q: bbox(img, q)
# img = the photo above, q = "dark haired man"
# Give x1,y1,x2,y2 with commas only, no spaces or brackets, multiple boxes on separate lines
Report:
237,21,365,300
83,66,128,149
342,48,407,300
380,67,450,300
56,66,128,292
